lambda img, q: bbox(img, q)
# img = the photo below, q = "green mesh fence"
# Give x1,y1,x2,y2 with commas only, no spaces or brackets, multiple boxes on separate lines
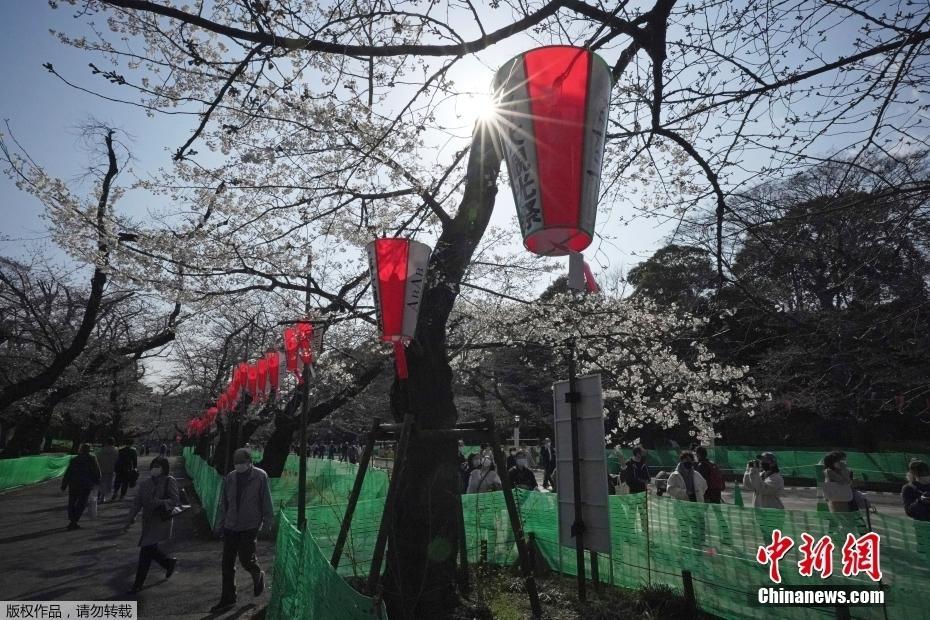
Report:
292,490,927,620
0,453,72,492
185,447,927,620
606,446,930,483
266,511,386,620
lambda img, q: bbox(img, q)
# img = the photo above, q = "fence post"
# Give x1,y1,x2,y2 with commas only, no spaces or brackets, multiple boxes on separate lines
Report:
480,539,488,565
681,570,696,612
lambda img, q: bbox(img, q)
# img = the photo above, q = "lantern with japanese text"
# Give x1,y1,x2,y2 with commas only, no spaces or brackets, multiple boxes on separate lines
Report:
493,46,611,257
366,238,431,379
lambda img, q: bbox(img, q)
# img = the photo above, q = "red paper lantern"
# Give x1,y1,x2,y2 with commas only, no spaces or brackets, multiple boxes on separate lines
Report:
267,350,281,392
284,327,299,375
366,238,432,379
247,364,259,398
296,321,314,364
493,46,612,256
257,358,269,395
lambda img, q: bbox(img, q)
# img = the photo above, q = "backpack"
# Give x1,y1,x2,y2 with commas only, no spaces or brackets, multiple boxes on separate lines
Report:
706,461,725,492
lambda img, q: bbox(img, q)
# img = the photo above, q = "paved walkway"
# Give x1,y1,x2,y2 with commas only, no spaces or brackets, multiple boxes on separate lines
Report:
0,456,275,619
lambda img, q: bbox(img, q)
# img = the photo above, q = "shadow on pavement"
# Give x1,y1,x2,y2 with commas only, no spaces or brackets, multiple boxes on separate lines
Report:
0,526,69,545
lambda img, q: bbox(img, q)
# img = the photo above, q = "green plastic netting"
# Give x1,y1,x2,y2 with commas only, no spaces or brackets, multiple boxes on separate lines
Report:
0,454,72,492
185,448,928,620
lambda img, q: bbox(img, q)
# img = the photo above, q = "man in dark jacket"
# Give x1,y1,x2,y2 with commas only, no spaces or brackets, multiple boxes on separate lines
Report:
903,459,930,521
622,446,651,493
540,438,556,489
112,441,139,501
508,451,538,491
211,448,275,612
694,445,724,503
61,443,101,530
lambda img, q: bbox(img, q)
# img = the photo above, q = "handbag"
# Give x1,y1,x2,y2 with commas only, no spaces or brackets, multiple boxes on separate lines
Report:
128,469,139,488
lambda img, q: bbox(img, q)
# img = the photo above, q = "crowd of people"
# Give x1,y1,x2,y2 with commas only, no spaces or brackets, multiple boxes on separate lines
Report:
456,439,557,495
450,437,930,524
305,440,362,464
614,446,930,522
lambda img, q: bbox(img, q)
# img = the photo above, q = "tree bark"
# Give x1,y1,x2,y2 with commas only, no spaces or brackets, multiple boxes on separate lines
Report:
382,125,502,618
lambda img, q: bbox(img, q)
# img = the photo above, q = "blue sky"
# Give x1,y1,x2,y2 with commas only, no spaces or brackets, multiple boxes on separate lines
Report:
0,2,677,280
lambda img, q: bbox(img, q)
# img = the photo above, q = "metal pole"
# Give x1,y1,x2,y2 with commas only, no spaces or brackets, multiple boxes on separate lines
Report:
297,265,313,532
331,417,380,568
297,364,310,532
567,338,587,601
368,409,415,593
487,412,543,618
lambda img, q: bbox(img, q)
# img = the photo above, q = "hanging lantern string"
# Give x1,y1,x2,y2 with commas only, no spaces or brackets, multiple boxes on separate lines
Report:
185,319,322,439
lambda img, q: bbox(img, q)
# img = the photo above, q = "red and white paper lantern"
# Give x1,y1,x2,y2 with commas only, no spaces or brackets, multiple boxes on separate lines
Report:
493,46,612,257
366,238,431,379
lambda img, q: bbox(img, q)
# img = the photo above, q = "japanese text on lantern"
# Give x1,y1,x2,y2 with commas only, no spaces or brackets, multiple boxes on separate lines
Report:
756,530,882,583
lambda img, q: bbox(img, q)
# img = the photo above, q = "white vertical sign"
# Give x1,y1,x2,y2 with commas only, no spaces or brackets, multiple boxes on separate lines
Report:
552,373,611,554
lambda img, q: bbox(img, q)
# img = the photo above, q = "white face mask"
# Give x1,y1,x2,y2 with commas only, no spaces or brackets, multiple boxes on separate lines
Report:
150,469,162,479
481,458,492,469
516,458,528,468
234,463,251,474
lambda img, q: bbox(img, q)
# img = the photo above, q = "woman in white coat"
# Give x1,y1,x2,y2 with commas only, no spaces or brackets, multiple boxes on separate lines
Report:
666,451,708,502
665,451,708,549
743,452,785,509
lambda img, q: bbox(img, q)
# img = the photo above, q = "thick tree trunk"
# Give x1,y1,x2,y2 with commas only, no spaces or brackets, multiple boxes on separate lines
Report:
382,126,501,618
258,392,302,476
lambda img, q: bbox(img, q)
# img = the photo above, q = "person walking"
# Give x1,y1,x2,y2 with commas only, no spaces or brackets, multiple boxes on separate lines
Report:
112,441,139,501
540,438,556,490
210,449,275,613
96,437,119,504
124,457,179,593
508,450,538,491
743,452,785,509
327,441,336,460
60,443,101,530
467,455,502,494
822,451,856,513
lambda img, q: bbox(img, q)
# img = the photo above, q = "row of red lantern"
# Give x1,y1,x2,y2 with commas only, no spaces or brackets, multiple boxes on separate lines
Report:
185,321,315,438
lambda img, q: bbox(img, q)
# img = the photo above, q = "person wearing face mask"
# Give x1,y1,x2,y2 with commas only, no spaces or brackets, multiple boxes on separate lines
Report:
743,452,785,509
666,451,707,502
467,455,502,494
508,450,538,491
123,457,179,594
540,438,556,490
822,451,856,513
210,448,275,613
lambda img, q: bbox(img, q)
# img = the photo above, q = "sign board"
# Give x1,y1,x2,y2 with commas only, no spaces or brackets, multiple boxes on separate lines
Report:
552,373,611,553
